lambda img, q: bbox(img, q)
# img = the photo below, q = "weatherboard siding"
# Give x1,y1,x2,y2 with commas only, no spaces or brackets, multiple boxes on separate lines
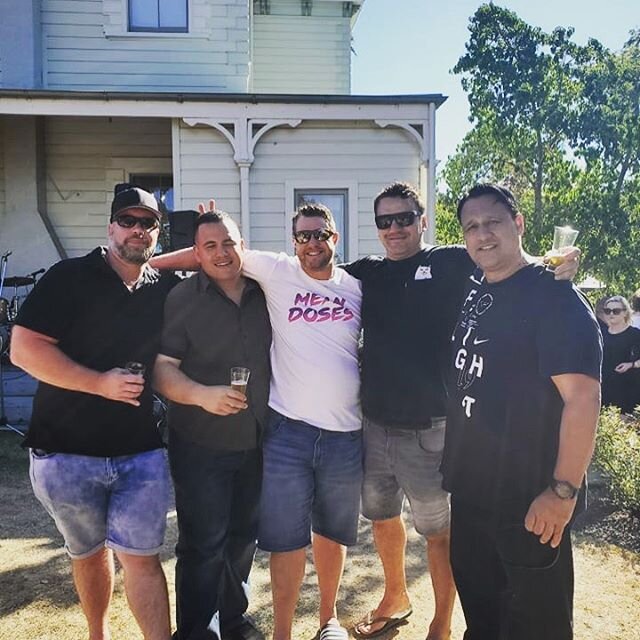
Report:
176,121,241,222
252,14,351,94
41,0,249,92
0,129,5,218
250,122,419,255
44,116,172,257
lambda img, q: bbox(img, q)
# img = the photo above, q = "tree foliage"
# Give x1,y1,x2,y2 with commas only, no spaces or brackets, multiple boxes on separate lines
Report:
442,4,640,293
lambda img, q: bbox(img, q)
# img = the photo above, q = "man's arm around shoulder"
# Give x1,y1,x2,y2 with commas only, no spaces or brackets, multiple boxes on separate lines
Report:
10,326,145,407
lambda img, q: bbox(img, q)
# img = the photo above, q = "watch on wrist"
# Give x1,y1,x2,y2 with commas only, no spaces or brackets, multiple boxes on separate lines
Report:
550,478,579,500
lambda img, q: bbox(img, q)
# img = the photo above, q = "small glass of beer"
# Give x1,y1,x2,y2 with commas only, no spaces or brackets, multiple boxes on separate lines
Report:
545,226,579,269
230,367,250,396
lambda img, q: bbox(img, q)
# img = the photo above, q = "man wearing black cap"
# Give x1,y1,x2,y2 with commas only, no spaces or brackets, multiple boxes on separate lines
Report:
11,184,179,640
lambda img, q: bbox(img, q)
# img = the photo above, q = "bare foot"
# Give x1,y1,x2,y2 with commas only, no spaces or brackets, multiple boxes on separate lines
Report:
425,619,451,640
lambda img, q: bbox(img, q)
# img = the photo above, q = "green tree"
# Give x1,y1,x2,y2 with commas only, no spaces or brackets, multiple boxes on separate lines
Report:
443,4,640,291
452,3,580,247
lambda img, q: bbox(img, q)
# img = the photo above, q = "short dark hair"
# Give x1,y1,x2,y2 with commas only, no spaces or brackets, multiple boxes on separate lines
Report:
631,289,640,312
291,203,336,235
373,182,425,216
194,211,240,240
456,183,519,221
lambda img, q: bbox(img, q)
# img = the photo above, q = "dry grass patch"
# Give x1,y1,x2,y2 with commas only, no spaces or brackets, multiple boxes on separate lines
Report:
1,433,638,640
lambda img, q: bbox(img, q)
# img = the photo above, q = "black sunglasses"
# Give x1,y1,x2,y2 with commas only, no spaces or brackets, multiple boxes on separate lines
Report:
603,307,624,315
374,210,420,230
293,228,335,244
114,214,160,231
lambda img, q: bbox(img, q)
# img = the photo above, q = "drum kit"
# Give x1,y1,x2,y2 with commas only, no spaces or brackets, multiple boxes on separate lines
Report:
0,251,44,434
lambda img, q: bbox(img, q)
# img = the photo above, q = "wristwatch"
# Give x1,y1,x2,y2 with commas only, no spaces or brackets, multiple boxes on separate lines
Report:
550,478,579,500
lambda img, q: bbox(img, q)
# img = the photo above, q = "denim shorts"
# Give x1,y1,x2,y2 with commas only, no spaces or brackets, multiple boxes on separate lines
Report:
29,448,170,559
258,411,363,552
361,417,450,536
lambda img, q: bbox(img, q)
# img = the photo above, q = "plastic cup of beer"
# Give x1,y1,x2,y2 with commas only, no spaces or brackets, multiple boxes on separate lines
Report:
230,367,250,396
546,226,579,269
125,361,146,376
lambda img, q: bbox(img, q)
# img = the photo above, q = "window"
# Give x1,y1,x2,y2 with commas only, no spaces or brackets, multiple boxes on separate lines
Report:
295,189,348,263
129,0,188,33
129,174,174,254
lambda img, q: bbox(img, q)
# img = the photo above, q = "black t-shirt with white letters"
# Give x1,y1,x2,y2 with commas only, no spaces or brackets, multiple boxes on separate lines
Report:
441,264,602,517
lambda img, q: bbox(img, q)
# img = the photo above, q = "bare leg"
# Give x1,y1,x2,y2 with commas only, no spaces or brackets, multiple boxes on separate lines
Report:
312,533,347,627
116,552,171,640
71,547,114,640
355,517,411,635
270,548,306,640
425,529,455,640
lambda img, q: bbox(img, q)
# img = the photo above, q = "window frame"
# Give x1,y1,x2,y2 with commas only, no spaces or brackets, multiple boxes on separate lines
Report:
128,0,189,34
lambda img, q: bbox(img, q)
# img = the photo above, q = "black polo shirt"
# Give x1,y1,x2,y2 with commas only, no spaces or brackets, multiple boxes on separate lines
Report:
159,271,271,451
344,246,474,428
18,247,179,456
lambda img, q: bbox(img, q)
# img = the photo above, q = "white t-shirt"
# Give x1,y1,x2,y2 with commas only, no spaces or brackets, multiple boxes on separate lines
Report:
243,250,362,431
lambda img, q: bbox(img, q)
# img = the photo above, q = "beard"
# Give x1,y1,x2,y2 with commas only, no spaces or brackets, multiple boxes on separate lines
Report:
112,237,155,265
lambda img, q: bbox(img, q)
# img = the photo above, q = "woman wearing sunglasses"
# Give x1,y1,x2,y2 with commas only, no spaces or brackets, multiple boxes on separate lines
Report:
601,295,640,413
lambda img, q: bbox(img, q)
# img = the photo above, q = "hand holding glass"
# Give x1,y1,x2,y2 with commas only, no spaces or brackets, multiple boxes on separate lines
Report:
546,226,579,269
230,367,250,396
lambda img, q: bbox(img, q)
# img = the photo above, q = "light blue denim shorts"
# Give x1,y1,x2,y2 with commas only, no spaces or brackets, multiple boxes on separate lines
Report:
29,448,170,559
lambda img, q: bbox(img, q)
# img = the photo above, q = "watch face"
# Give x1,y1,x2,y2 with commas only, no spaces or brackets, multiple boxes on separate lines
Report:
552,480,577,499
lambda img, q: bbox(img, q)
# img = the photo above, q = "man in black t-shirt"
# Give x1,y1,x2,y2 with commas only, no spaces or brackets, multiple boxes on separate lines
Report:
11,185,178,640
154,213,271,640
442,184,601,639
346,183,468,640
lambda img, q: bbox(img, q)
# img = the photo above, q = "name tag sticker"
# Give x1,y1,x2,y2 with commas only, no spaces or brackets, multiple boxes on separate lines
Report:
414,265,432,280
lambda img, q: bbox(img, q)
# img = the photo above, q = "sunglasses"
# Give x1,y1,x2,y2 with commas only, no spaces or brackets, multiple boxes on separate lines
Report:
374,210,420,230
293,228,335,244
114,214,160,231
603,307,624,315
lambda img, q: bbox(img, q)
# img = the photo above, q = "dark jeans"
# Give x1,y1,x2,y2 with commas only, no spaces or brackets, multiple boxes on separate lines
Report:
169,431,262,640
450,497,574,640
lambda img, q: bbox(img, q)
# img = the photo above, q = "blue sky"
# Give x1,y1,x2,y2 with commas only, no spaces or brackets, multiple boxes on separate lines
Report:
351,0,639,164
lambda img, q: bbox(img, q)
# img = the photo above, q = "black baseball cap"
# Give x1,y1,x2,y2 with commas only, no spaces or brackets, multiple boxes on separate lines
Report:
110,183,161,222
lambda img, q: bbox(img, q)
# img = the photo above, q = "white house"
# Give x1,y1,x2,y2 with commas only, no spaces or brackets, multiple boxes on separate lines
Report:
0,0,446,277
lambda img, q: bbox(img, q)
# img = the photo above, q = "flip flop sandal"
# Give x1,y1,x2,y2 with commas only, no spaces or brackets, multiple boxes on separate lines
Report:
315,619,349,640
353,607,413,639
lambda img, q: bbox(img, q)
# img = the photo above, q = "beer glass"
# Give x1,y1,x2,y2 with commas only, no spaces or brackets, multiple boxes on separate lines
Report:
546,226,579,269
125,361,146,376
230,367,250,395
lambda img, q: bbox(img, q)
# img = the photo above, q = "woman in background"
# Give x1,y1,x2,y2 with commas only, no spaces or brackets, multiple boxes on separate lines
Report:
601,295,640,413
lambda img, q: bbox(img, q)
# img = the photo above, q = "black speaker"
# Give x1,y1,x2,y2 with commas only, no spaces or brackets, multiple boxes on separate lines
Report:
168,210,198,251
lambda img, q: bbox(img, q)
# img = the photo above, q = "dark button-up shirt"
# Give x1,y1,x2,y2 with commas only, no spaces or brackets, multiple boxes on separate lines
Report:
159,271,271,451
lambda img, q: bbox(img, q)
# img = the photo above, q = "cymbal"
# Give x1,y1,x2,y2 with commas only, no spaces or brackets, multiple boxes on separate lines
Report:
2,276,35,287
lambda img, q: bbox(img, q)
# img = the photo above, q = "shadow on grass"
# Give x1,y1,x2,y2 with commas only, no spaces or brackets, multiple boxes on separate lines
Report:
0,431,437,630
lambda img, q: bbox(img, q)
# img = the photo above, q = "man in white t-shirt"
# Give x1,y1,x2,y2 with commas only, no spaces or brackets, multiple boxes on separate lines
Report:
152,203,362,640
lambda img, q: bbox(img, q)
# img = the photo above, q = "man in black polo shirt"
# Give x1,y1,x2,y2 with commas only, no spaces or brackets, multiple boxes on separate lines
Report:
11,184,178,640
443,184,601,639
153,212,271,640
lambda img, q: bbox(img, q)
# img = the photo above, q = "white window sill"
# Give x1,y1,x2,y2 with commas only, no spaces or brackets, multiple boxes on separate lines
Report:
104,27,206,39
